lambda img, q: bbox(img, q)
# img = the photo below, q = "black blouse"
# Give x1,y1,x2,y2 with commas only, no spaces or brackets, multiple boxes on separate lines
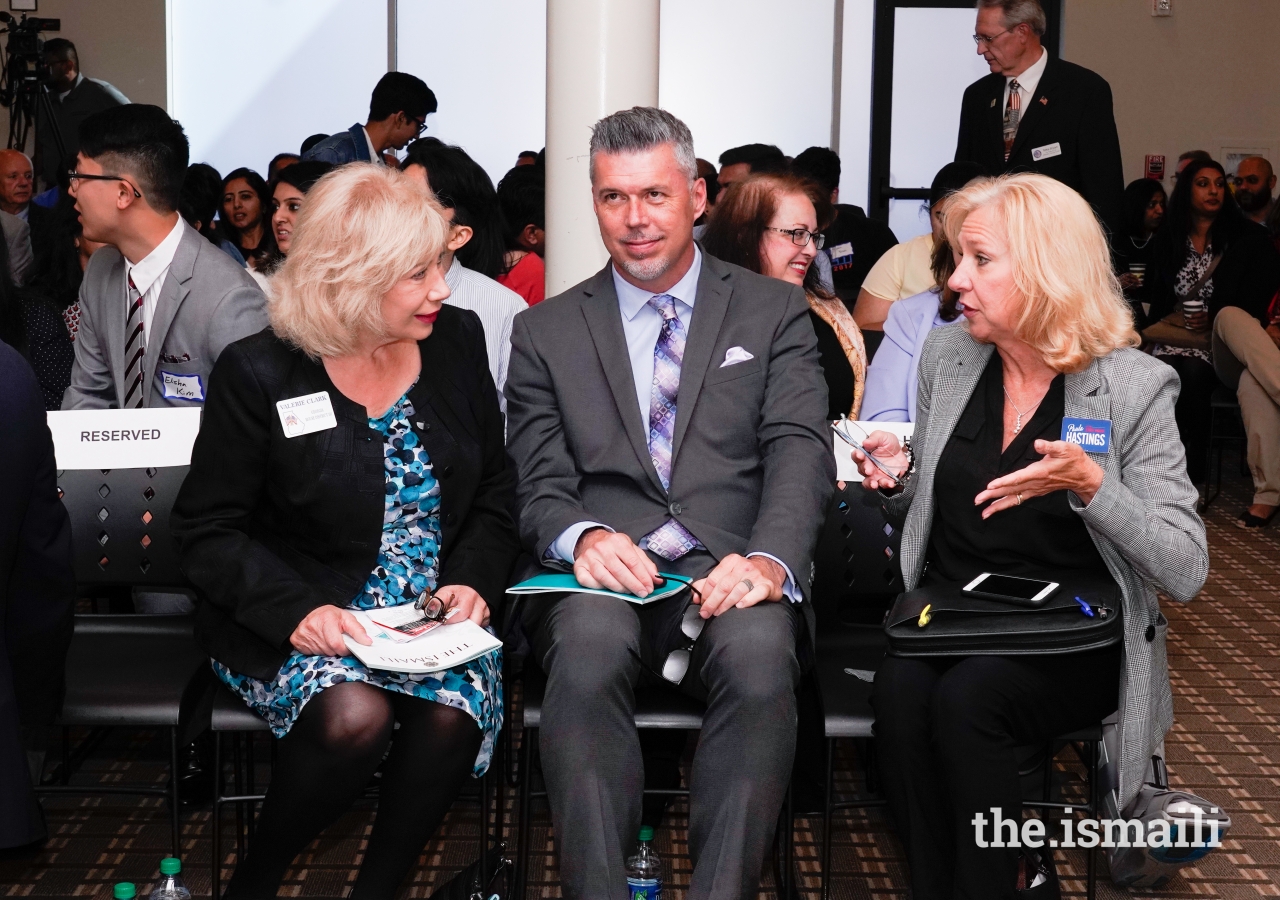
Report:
809,310,854,420
925,352,1109,585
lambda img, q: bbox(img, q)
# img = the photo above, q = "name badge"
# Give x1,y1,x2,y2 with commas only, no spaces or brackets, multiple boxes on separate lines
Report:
1061,417,1111,453
1032,142,1063,161
160,371,204,402
276,391,338,438
828,242,855,271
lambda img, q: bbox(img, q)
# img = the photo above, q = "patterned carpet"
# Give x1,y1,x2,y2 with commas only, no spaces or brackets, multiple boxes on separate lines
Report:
2,474,1277,899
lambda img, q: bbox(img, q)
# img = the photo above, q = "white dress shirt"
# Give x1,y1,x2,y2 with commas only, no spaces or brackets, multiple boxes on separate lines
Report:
549,246,801,601
1002,46,1048,117
442,256,528,414
124,216,184,342
362,127,382,165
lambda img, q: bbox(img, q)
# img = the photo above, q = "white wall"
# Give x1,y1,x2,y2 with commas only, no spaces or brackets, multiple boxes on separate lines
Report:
659,0,836,168
837,0,875,211
169,0,387,177
397,1,546,185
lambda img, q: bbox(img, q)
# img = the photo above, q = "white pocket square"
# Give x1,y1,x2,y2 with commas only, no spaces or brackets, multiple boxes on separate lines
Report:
720,346,754,368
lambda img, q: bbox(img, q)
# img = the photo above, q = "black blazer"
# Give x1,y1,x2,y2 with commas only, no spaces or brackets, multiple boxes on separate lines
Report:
171,307,520,680
0,344,73,847
1147,222,1280,327
955,56,1124,237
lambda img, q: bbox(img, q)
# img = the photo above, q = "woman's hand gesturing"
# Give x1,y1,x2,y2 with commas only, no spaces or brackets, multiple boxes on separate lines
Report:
974,439,1105,517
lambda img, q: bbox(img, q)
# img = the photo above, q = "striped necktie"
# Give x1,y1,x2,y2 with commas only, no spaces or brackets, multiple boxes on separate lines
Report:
642,294,700,561
123,272,146,407
1003,78,1022,163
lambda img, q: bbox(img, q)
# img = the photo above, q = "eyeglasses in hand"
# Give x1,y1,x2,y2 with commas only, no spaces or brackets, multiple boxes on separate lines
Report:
766,226,825,249
413,591,451,622
67,169,143,199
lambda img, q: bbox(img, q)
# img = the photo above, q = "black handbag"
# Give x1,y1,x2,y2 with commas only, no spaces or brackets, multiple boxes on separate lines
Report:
885,573,1123,658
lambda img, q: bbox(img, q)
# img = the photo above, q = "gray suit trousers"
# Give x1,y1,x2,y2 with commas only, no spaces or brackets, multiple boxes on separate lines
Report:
530,591,800,900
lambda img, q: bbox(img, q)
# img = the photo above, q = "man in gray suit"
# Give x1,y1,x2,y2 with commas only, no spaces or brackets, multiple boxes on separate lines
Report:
62,104,266,411
505,107,834,899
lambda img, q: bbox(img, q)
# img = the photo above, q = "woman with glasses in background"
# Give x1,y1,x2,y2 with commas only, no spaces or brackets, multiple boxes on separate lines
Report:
702,170,868,420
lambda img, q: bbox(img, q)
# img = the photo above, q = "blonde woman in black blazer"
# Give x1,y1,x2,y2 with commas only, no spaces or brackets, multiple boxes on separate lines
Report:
172,164,519,899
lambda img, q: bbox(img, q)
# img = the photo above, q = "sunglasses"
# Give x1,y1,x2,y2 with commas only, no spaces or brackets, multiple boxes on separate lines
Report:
655,575,706,684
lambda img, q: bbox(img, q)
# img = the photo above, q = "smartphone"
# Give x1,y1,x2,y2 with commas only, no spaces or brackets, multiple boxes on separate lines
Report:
830,418,904,487
962,573,1059,607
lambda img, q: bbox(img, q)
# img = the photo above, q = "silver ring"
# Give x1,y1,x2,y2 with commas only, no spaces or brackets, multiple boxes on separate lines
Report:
1017,492,1024,505
740,578,755,592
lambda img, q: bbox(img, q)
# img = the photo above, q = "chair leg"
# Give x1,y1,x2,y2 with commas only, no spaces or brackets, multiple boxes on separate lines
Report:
822,738,834,900
1087,739,1098,900
212,732,223,900
168,727,182,858
479,770,489,882
514,726,534,900
1042,742,1054,802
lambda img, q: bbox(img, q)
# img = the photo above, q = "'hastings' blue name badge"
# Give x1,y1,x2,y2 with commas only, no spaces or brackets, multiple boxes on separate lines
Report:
1061,418,1111,453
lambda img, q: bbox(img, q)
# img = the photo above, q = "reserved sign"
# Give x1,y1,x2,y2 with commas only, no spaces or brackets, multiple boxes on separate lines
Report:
47,408,203,470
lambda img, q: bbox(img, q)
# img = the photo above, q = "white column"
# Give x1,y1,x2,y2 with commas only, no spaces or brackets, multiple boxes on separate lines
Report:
545,0,660,295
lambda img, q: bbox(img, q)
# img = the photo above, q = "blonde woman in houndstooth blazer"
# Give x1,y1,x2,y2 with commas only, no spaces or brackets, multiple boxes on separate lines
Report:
851,174,1207,899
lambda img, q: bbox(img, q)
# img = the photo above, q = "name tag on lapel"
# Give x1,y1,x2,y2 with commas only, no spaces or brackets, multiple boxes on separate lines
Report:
1061,418,1111,453
1032,142,1062,161
276,391,338,438
160,371,204,401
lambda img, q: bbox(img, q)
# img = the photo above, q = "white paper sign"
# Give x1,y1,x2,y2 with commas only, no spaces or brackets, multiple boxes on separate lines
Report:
47,408,203,470
276,391,338,438
834,421,914,482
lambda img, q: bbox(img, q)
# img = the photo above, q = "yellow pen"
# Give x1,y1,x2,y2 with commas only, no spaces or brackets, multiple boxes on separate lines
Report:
917,604,932,628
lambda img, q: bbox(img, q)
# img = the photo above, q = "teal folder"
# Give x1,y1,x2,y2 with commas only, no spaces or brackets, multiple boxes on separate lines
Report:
506,572,692,605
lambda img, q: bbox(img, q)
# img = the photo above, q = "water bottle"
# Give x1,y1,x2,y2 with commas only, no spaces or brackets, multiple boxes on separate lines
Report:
149,857,191,900
625,825,662,900
113,884,136,900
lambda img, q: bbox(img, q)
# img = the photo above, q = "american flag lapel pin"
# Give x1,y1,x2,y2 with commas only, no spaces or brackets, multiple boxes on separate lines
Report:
1039,96,1048,105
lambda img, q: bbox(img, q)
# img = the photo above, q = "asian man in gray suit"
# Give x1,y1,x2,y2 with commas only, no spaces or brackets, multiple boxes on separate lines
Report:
62,104,266,412
504,107,834,900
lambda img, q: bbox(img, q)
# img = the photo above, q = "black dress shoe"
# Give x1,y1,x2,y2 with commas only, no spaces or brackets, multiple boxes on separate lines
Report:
1236,506,1278,529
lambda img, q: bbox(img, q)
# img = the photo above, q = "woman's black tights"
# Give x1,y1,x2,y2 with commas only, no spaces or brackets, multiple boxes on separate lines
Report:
224,681,482,900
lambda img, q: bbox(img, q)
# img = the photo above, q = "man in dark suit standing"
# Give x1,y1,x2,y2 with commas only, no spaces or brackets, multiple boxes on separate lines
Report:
35,38,128,191
505,106,834,899
955,0,1123,236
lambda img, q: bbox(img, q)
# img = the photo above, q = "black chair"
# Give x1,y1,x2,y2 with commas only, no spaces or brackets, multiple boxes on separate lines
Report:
1202,385,1247,510
810,485,899,898
36,466,206,858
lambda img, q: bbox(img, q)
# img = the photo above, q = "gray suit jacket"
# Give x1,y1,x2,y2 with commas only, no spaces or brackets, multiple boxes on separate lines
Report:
881,324,1208,808
505,253,835,634
62,221,268,410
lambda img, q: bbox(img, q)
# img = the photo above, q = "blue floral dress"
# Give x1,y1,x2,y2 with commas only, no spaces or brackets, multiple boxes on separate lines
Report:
213,391,502,776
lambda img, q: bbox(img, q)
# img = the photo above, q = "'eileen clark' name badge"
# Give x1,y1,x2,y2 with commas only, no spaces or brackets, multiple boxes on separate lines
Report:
1061,417,1111,453
276,391,338,438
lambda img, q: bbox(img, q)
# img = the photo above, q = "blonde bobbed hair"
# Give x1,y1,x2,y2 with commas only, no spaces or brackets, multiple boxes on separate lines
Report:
269,163,449,358
941,173,1140,373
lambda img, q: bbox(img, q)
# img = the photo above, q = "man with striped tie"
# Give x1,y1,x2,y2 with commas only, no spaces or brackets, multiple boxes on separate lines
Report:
954,0,1123,239
505,107,833,899
62,105,266,411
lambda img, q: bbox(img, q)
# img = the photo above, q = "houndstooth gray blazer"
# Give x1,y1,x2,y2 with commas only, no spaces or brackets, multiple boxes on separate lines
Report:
880,324,1208,809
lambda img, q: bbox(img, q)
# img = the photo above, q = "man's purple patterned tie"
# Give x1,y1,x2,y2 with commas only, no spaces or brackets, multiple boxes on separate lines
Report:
643,294,700,561
123,273,146,408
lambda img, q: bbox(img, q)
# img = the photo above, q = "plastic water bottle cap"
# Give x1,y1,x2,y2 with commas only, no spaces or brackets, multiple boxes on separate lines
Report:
637,825,654,842
113,884,137,900
159,857,182,876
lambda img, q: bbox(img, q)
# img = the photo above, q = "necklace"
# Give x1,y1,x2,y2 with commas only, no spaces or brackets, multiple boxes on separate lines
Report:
1129,233,1153,250
1002,385,1039,435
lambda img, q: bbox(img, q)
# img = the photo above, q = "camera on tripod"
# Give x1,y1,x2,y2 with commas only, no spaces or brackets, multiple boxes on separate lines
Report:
0,12,64,155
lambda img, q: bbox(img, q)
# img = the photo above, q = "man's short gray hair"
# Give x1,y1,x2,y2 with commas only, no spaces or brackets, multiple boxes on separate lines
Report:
589,106,698,185
976,0,1047,36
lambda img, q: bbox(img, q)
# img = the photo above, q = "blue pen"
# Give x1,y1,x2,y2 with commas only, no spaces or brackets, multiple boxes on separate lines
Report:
1075,596,1095,617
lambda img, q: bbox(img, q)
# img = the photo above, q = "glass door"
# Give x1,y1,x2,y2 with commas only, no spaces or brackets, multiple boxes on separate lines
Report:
867,0,1060,239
